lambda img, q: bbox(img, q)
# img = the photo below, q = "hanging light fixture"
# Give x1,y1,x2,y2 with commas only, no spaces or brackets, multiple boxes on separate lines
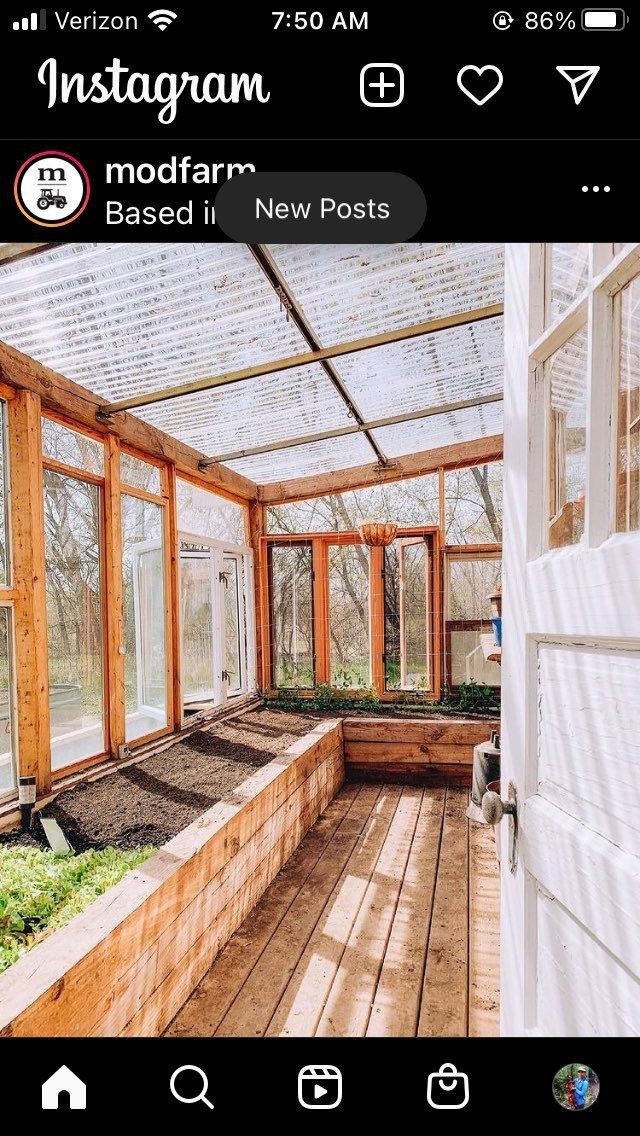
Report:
358,518,398,547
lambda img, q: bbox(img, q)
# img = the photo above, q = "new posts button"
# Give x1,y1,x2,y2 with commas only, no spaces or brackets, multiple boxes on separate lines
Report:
215,172,426,242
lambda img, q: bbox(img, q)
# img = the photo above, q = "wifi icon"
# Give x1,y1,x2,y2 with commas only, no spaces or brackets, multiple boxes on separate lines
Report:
147,8,178,30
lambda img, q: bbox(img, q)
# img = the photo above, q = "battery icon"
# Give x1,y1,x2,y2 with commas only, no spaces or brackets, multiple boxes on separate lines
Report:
581,8,627,28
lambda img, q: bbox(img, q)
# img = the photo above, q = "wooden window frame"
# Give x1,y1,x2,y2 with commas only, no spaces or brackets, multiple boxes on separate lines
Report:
42,442,111,781
120,460,175,751
0,388,18,801
261,526,442,701
0,373,255,811
264,539,316,694
443,545,502,693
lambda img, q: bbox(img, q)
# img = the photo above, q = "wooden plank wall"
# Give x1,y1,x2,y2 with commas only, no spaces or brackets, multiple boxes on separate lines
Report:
0,721,345,1038
343,717,498,786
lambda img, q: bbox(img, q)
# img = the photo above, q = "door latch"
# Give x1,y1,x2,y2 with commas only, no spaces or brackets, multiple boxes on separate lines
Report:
482,780,518,874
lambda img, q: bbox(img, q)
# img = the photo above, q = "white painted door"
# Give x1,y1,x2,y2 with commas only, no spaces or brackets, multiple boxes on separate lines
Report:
501,243,640,1036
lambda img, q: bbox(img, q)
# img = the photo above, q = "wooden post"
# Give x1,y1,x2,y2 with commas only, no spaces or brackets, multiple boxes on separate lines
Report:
104,434,125,756
312,538,329,685
438,466,446,534
398,544,407,688
248,500,266,691
166,464,183,730
432,531,443,701
8,390,51,795
369,544,386,695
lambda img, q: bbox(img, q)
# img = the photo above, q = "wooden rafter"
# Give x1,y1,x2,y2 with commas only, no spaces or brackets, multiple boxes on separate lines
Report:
258,433,504,504
0,243,57,266
248,243,388,466
202,392,503,466
95,302,504,417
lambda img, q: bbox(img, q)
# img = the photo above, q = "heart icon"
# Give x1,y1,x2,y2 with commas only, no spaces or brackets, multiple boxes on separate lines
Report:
457,64,504,106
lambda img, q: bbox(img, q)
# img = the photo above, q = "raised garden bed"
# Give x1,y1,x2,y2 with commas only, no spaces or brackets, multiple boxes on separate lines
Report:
264,683,500,719
0,717,344,1037
4,708,326,852
343,716,497,786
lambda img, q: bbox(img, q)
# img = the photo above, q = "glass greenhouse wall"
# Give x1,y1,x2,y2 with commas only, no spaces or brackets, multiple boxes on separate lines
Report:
263,461,502,699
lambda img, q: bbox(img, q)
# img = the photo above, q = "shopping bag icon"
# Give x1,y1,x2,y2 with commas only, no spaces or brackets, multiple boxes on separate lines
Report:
426,1062,469,1110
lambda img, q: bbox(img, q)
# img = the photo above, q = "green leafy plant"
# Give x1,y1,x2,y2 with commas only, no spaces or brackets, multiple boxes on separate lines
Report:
456,681,499,713
265,683,499,718
0,844,154,974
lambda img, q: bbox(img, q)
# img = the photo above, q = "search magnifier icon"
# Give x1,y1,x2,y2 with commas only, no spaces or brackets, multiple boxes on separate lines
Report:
170,1065,215,1110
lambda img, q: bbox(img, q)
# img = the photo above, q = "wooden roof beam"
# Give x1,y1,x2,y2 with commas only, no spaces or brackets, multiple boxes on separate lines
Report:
257,432,504,505
0,340,258,502
0,243,59,267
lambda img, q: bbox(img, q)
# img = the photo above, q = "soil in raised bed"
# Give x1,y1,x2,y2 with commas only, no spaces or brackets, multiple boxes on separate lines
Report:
1,709,322,853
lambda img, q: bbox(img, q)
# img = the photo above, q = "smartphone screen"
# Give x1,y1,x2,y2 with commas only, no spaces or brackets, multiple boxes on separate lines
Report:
0,1,636,1120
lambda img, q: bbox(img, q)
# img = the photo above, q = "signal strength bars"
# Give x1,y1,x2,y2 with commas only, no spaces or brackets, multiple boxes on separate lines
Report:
12,9,46,30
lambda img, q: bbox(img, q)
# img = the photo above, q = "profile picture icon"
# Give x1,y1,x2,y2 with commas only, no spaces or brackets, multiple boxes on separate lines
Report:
14,150,90,227
552,1063,599,1111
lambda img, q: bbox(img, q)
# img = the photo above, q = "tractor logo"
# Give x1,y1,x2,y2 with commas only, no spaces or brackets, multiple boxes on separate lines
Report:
14,151,90,226
38,187,68,211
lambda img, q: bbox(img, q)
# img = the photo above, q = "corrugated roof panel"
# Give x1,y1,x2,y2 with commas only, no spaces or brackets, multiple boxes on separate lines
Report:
226,432,374,482
371,400,504,459
0,242,506,482
269,243,504,343
335,317,503,418
138,362,353,455
0,243,308,401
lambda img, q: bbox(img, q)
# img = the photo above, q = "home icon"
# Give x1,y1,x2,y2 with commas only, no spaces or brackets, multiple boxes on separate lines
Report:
41,1065,86,1110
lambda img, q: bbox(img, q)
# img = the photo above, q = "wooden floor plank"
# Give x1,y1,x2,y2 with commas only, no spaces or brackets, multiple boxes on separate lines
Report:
266,784,403,1037
164,782,360,1037
214,783,384,1036
168,781,500,1040
468,820,500,1037
417,787,470,1037
366,787,446,1037
316,786,423,1037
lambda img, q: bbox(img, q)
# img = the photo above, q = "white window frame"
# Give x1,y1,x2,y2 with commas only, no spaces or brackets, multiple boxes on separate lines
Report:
179,532,256,716
529,243,640,558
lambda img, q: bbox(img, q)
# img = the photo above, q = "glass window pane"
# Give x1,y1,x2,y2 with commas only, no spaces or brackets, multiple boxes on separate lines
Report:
616,276,640,532
270,544,314,688
223,556,242,693
446,555,502,689
180,547,215,704
445,462,503,544
549,243,589,323
44,470,105,770
120,451,161,494
0,401,9,587
0,608,16,795
329,544,370,689
384,538,431,691
267,474,440,534
122,494,168,742
547,327,589,548
177,478,246,544
42,417,104,475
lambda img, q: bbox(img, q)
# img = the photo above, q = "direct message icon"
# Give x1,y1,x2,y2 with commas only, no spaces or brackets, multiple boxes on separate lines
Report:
298,1065,342,1110
427,1062,469,1111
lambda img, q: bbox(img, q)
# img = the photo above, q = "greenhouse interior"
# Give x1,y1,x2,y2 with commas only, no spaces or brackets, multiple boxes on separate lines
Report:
1,239,623,1041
